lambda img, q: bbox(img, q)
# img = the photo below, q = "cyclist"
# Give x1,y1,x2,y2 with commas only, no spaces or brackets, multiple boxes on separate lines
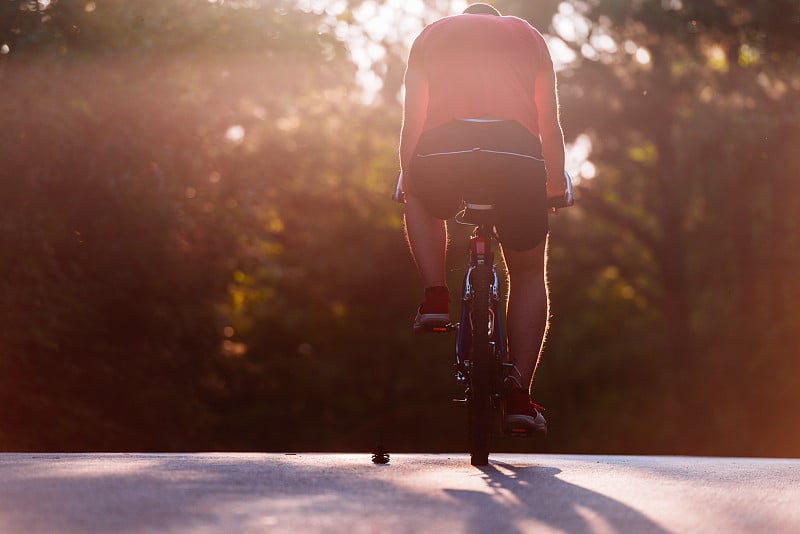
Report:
400,3,567,435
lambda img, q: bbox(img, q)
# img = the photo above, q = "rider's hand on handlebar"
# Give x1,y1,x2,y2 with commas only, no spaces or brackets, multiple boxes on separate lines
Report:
546,178,568,213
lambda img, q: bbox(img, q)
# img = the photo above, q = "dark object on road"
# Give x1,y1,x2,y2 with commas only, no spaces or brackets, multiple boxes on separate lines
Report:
371,445,390,464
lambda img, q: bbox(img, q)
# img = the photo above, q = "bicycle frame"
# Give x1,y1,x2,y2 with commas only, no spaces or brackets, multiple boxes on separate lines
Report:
392,169,573,464
454,226,507,390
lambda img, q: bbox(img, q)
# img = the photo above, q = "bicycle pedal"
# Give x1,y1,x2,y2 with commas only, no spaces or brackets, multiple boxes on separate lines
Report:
502,426,544,438
452,398,467,404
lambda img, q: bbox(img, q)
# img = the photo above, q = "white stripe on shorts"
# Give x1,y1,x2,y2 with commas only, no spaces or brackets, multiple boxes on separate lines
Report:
458,118,505,123
416,148,544,162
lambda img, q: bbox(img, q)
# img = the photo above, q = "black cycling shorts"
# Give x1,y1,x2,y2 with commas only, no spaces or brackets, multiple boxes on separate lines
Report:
405,119,548,251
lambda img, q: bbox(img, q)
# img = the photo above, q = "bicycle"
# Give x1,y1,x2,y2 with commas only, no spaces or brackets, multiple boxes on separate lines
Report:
394,170,573,465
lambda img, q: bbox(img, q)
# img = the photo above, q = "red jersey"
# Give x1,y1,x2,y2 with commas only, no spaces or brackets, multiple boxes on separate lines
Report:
407,14,553,138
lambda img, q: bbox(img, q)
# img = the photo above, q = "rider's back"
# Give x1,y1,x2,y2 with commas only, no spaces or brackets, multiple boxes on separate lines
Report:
409,14,553,137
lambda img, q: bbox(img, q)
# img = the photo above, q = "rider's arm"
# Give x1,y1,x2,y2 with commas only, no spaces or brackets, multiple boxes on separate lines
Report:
535,67,566,198
400,64,429,177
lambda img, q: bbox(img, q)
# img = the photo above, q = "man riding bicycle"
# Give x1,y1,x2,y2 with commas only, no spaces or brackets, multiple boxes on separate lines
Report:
400,3,567,436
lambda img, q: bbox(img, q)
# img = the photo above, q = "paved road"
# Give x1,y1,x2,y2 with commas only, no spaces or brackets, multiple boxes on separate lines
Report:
1,453,798,533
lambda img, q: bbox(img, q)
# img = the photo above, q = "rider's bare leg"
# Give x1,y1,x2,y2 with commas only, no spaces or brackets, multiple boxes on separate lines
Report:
502,237,549,392
404,193,448,288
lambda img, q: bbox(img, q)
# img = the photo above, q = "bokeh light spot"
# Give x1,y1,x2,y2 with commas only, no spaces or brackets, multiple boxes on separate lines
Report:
225,125,245,143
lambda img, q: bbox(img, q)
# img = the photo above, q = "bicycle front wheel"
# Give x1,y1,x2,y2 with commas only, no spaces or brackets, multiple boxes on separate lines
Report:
468,263,493,466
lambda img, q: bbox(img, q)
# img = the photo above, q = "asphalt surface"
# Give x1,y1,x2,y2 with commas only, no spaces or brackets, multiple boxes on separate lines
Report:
1,453,799,533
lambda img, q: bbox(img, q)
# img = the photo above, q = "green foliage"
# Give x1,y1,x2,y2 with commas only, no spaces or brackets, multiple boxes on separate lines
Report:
0,0,371,450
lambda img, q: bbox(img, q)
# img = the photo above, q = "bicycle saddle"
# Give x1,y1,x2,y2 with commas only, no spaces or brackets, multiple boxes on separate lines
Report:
459,186,497,226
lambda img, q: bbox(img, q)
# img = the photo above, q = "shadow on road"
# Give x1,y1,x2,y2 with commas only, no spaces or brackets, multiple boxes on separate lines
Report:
443,461,669,534
0,454,673,533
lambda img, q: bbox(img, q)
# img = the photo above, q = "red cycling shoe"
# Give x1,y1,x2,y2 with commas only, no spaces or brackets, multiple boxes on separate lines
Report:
503,387,547,436
413,286,450,333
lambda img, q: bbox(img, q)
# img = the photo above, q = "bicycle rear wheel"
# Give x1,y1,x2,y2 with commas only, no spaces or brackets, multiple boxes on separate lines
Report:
468,263,493,466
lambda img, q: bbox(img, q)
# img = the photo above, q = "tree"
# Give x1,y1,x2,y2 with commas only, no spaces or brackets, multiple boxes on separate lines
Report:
0,0,372,450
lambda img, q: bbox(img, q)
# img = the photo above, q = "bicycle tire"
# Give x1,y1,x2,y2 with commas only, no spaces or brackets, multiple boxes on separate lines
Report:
468,263,493,466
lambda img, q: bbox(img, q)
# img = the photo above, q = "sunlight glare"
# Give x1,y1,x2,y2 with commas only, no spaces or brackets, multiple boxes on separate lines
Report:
225,125,246,143
1,44,9,55
553,1,590,43
558,2,575,16
545,37,578,71
566,134,595,183
450,0,467,12
553,14,577,42
553,14,590,43
299,0,470,102
580,161,597,179
591,33,617,54
706,44,729,72
325,0,347,16
635,47,651,65
581,44,598,61
356,69,384,103
296,0,328,14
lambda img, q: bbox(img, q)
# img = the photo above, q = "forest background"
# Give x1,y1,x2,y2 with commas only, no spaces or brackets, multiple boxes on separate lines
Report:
1,0,799,456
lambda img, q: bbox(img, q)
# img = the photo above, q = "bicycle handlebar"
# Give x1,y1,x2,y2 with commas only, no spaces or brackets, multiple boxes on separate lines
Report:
392,172,406,204
549,170,574,209
392,171,575,209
